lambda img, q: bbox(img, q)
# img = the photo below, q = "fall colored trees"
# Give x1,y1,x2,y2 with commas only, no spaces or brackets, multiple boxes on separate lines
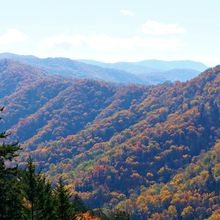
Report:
0,60,220,219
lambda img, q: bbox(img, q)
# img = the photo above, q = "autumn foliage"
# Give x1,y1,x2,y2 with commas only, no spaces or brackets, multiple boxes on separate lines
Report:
0,60,220,219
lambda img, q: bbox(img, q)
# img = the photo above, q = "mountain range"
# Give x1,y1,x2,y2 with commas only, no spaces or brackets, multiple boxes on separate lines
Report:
0,58,219,219
0,53,208,84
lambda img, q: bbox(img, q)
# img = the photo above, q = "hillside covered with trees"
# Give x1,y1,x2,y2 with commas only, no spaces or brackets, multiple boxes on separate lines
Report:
117,141,220,219
0,59,219,219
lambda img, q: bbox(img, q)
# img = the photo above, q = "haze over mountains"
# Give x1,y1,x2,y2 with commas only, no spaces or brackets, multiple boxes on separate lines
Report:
0,57,219,219
81,59,207,83
0,53,208,84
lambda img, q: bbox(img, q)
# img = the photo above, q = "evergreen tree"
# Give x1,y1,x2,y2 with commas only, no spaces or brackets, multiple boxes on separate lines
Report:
0,108,91,220
21,157,38,220
55,177,74,220
0,107,22,219
3,178,25,220
21,157,58,220
34,175,57,220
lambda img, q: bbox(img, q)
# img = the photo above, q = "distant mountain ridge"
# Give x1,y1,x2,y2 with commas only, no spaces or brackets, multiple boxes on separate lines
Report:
81,59,207,72
0,53,143,84
0,53,208,84
81,59,208,82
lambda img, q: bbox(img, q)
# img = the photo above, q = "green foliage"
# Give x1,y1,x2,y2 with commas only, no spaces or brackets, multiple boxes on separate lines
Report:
0,107,22,219
21,157,58,220
0,107,97,220
54,177,74,220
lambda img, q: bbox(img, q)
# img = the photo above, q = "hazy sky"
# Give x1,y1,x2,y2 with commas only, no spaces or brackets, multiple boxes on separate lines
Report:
0,0,219,65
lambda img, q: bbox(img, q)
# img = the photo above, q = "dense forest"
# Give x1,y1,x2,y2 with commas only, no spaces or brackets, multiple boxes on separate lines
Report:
117,141,220,219
0,59,220,219
0,107,130,219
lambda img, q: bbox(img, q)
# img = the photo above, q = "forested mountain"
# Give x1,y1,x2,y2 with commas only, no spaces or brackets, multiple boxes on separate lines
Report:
0,108,110,220
30,65,219,212
0,59,219,219
117,141,220,219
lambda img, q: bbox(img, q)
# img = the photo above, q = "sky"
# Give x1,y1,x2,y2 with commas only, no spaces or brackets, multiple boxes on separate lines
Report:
0,0,219,66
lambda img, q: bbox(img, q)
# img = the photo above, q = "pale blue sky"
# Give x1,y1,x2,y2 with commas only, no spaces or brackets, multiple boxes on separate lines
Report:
0,0,219,65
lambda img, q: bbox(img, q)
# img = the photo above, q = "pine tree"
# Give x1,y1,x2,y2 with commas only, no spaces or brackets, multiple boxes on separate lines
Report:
21,157,38,220
21,157,58,220
3,177,25,220
55,177,74,220
0,107,22,219
35,174,57,220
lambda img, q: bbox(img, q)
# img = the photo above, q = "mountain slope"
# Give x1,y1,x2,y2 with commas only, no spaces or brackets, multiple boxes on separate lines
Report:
37,66,219,208
117,141,220,219
4,63,217,209
0,60,219,217
0,60,121,146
